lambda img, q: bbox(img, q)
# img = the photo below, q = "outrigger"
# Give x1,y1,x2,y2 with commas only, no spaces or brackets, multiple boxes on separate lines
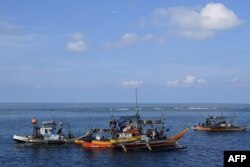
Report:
191,115,249,132
115,128,189,152
13,118,73,145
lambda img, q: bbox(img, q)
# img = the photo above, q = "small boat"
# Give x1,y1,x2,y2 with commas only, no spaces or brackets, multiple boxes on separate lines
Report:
191,115,249,132
113,128,189,152
13,118,73,145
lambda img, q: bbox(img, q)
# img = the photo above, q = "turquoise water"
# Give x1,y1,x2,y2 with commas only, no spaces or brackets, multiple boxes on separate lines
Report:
0,103,250,167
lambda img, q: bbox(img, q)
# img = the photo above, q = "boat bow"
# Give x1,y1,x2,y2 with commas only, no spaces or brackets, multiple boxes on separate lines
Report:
168,128,189,141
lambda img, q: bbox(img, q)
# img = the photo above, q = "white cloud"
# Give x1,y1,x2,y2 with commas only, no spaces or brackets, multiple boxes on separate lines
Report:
166,80,179,87
120,33,138,45
123,80,143,88
152,3,242,40
166,75,207,87
66,40,87,52
105,32,165,48
183,75,196,85
66,33,88,52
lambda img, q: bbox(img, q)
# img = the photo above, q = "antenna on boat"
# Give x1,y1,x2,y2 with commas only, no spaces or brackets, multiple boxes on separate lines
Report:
161,108,165,128
110,108,113,118
231,113,236,124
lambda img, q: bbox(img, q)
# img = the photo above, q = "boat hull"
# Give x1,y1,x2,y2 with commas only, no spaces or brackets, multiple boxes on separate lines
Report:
110,136,141,144
114,128,189,152
82,140,112,148
191,125,247,132
13,134,70,145
74,139,84,145
13,135,29,143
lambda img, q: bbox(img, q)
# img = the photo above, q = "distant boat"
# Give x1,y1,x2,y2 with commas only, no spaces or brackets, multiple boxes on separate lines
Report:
13,118,73,145
191,115,249,132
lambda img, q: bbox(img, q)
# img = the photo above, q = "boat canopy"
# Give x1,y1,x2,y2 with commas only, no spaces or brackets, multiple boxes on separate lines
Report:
206,116,227,125
41,120,56,127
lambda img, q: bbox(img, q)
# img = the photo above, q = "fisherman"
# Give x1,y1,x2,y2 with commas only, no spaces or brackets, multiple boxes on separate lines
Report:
155,128,159,140
109,119,117,129
85,131,92,142
57,123,63,135
31,117,40,138
152,129,156,140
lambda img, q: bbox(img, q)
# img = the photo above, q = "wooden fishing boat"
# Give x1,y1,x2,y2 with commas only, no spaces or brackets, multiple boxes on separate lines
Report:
113,128,189,152
191,125,248,131
192,115,249,132
13,119,73,145
81,89,189,151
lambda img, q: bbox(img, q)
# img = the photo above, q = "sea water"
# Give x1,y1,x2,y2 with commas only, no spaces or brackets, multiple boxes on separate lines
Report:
0,103,249,167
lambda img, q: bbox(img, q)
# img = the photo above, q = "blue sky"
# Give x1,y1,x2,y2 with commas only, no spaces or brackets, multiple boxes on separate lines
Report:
0,0,250,103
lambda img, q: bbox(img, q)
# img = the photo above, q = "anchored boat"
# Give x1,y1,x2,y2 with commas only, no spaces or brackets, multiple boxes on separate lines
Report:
115,128,189,152
82,89,189,151
191,115,249,132
13,118,73,145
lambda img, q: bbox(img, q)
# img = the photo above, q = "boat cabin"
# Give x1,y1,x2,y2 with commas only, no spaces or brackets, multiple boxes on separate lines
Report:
205,116,228,126
40,120,57,136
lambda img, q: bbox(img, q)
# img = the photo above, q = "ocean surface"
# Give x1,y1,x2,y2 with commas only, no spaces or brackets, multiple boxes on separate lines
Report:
0,103,250,167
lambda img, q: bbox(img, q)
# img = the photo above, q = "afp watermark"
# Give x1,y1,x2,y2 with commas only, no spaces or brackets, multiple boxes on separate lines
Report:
224,151,249,167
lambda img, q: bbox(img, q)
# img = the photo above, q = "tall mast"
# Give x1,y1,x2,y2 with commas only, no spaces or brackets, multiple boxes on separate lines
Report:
135,88,139,116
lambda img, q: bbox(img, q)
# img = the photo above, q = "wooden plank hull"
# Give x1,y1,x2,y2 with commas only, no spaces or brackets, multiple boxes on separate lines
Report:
81,128,189,151
114,128,189,152
110,136,141,144
191,125,247,132
82,140,112,148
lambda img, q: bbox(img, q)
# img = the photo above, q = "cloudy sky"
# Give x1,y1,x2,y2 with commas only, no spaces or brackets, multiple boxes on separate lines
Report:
0,0,249,103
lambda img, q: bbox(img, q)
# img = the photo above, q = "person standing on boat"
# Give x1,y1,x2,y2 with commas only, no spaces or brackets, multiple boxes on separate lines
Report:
32,117,40,138
152,129,156,140
57,123,63,136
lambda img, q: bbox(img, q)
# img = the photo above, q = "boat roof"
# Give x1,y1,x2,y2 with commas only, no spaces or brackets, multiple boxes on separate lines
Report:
41,120,56,125
206,115,235,120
